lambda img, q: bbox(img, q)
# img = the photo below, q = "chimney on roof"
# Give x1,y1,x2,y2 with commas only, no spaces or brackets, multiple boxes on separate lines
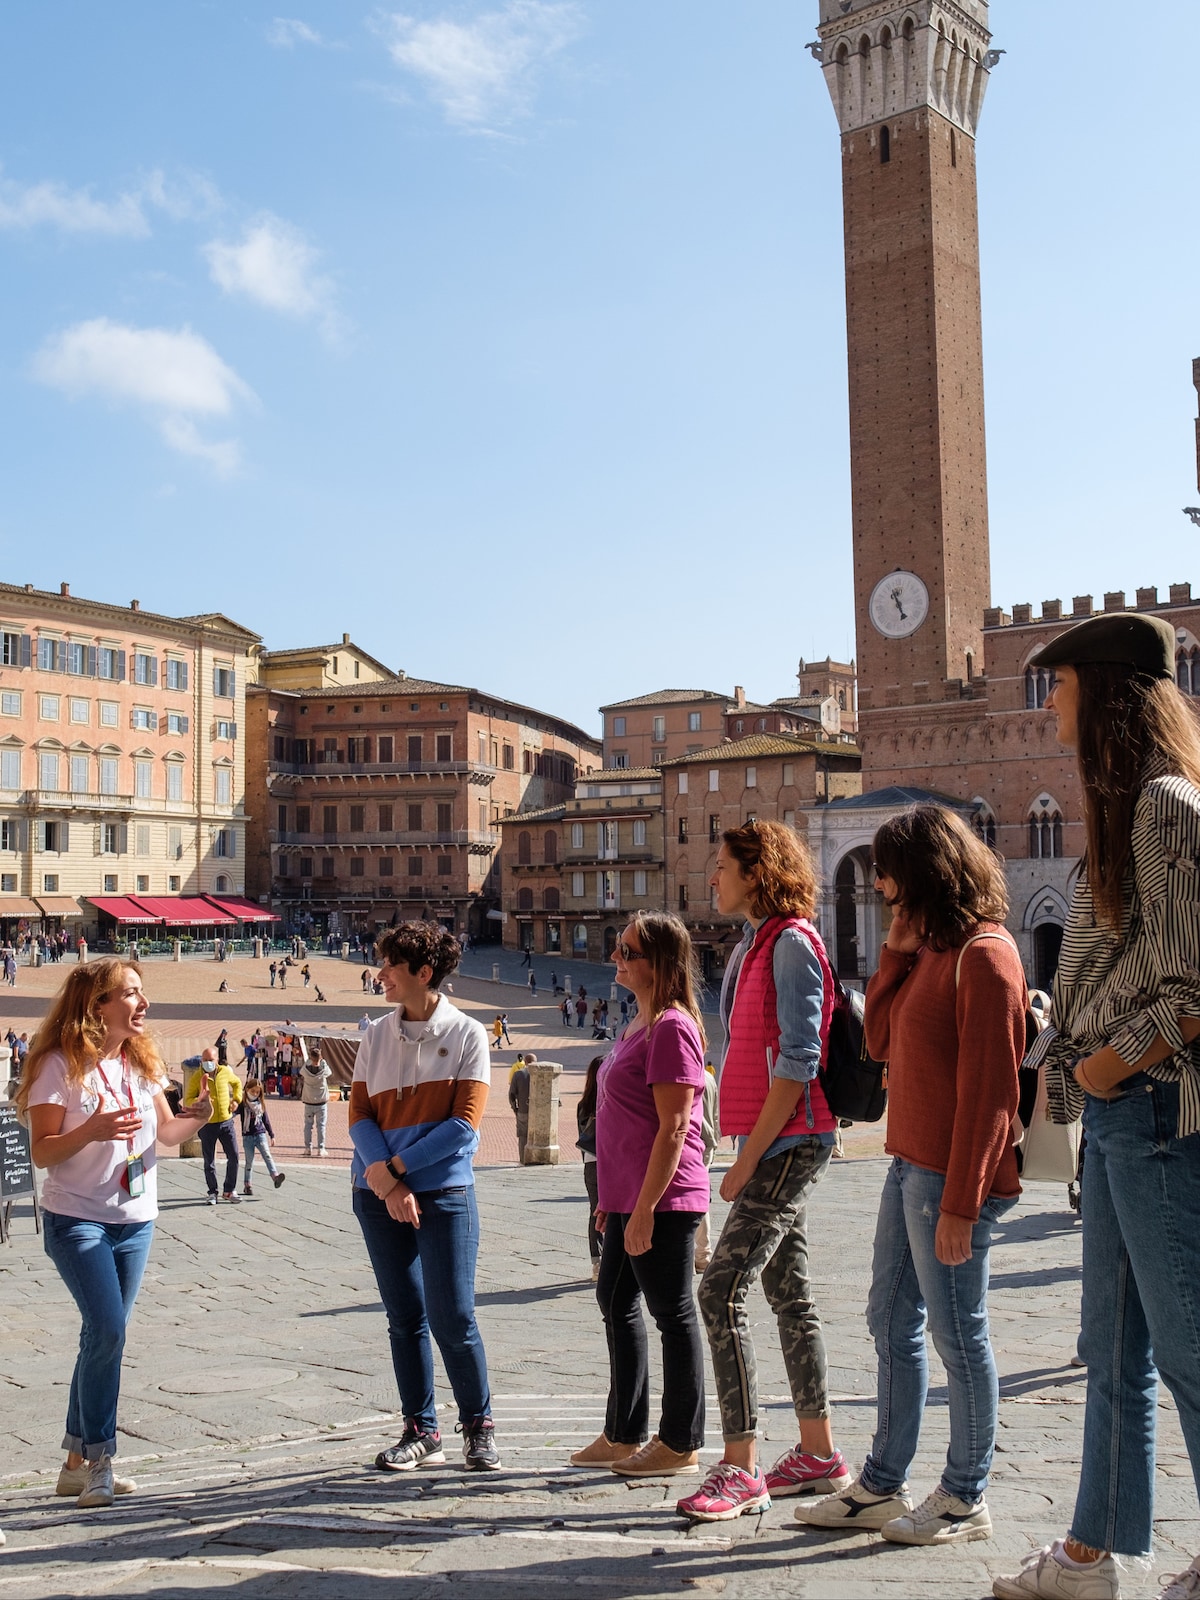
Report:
60,582,70,597
131,599,140,611
24,583,32,592
343,632,350,644
734,686,746,709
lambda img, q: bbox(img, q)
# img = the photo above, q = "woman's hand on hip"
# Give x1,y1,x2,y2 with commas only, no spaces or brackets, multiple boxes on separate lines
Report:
622,1205,654,1257
934,1213,974,1267
719,1155,755,1203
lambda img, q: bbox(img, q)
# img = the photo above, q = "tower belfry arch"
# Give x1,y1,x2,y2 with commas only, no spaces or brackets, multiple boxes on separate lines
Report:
814,0,996,780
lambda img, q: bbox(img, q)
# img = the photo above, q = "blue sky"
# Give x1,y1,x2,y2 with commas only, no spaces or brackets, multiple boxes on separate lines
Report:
1,2,1197,737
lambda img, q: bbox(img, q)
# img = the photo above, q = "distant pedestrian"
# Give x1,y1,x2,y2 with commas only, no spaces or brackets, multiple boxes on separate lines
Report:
18,959,213,1508
528,970,537,998
302,964,311,988
492,1015,504,1049
508,1056,530,1163
359,1013,371,1032
215,1029,229,1067
362,969,372,993
314,987,327,1002
521,948,532,968
184,1048,244,1206
500,1013,512,1045
300,1053,332,1156
561,996,572,1028
576,996,587,1029
4,951,16,986
550,970,560,993
239,1080,285,1193
269,962,277,989
278,964,286,990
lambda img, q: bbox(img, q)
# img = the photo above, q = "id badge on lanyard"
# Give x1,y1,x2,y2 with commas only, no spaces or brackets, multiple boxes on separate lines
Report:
98,1055,146,1198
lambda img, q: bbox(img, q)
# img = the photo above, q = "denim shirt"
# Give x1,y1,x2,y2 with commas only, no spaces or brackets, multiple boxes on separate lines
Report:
719,921,834,1158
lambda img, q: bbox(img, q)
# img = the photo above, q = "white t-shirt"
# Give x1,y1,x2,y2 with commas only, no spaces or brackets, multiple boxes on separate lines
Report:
28,1050,167,1224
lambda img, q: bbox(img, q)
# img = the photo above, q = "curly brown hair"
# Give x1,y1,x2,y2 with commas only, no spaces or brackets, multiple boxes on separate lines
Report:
872,805,1009,951
721,820,817,921
15,959,164,1116
377,922,462,989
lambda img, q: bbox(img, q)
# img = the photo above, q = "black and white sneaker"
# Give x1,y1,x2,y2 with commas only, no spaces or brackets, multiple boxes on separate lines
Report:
373,1422,446,1472
460,1416,502,1471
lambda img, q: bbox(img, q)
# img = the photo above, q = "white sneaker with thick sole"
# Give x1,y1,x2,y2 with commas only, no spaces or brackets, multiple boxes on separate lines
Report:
56,1461,136,1497
793,1473,912,1530
1159,1559,1200,1600
992,1542,1122,1600
882,1486,992,1545
75,1454,115,1509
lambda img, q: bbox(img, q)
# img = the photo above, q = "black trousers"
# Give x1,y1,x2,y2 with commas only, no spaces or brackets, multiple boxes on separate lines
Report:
597,1209,705,1454
199,1118,239,1196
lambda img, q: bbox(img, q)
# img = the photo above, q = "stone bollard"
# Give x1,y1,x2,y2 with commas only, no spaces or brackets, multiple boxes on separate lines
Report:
524,1060,563,1165
173,940,182,962
492,963,500,984
253,938,263,959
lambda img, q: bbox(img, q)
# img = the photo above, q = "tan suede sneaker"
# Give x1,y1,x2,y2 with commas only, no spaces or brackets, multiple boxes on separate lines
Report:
610,1435,701,1477
569,1433,641,1467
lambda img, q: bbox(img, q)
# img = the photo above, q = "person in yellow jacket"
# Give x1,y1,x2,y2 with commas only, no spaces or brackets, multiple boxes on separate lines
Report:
184,1046,243,1206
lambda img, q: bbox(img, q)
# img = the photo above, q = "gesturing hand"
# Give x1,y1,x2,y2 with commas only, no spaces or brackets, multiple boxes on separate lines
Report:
87,1106,143,1144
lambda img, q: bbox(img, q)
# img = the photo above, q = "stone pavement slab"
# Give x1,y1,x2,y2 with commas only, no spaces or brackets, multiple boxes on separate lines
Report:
1,1157,1196,1597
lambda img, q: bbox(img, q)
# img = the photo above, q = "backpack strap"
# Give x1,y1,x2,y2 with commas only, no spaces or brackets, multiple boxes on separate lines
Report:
954,928,1019,988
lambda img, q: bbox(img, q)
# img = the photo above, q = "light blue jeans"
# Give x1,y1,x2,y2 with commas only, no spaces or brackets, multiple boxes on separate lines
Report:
862,1157,1015,1504
42,1211,155,1461
243,1131,279,1182
1071,1075,1200,1555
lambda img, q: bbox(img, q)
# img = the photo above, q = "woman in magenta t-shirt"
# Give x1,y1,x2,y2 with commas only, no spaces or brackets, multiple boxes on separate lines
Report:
569,913,709,1479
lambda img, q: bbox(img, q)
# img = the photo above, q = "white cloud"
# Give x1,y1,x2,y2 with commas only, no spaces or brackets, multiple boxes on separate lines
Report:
267,17,325,48
0,163,223,236
0,169,149,236
32,318,253,477
204,214,340,336
378,2,581,130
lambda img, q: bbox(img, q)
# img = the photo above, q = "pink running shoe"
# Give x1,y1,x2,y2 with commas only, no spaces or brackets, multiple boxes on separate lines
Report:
676,1463,771,1522
764,1446,853,1498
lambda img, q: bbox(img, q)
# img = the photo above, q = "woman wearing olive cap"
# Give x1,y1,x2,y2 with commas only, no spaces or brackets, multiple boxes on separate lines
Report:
994,613,1200,1600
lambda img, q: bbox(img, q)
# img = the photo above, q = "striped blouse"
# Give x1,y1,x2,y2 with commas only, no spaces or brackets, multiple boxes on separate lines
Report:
1030,773,1200,1135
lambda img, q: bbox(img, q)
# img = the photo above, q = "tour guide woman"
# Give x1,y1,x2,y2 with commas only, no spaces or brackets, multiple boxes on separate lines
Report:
797,804,1027,1547
570,912,710,1476
994,612,1200,1600
17,959,212,1509
678,820,852,1523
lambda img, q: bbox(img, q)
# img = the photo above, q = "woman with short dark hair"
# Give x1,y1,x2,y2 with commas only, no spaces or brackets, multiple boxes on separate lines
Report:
679,821,850,1524
798,804,1027,1549
994,613,1200,1600
570,912,709,1478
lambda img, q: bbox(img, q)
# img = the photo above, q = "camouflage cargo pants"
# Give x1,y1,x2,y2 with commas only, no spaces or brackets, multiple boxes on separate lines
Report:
698,1138,833,1442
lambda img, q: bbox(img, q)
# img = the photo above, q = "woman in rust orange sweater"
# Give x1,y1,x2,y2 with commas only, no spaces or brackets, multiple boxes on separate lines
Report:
796,804,1026,1549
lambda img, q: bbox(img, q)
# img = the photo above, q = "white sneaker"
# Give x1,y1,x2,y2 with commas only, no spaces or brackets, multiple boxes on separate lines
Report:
56,1461,136,1497
1159,1560,1200,1600
75,1454,115,1509
793,1473,912,1530
993,1542,1122,1600
883,1486,991,1545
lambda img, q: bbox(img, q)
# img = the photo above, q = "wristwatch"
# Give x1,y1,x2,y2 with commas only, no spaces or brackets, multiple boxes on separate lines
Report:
384,1158,404,1184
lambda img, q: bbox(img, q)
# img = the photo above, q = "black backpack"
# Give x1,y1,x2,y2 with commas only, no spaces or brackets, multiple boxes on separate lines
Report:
820,979,887,1123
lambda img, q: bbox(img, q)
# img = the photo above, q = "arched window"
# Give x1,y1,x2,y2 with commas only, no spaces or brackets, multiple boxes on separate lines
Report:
214,875,229,892
544,829,558,864
1028,802,1065,859
1177,649,1200,696
517,830,531,864
971,800,997,850
543,887,560,910
517,887,534,911
1025,666,1052,709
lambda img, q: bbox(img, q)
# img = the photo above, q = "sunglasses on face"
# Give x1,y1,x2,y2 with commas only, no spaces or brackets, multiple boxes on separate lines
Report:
615,941,647,962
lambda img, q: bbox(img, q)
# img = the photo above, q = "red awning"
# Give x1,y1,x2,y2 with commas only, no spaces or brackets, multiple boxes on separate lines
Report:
202,895,282,922
87,896,164,925
127,896,238,926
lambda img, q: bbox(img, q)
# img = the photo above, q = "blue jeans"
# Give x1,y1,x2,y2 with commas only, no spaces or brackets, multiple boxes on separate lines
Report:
243,1131,279,1181
863,1158,1015,1503
42,1211,155,1461
353,1184,492,1434
1071,1076,1200,1555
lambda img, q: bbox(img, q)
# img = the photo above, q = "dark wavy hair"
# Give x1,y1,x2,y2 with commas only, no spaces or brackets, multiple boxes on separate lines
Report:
1072,665,1200,930
872,804,1008,951
721,820,817,920
377,922,461,989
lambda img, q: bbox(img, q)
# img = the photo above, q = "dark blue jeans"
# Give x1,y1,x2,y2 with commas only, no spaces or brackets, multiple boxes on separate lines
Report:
200,1118,239,1196
353,1184,492,1434
1072,1076,1200,1555
43,1211,155,1461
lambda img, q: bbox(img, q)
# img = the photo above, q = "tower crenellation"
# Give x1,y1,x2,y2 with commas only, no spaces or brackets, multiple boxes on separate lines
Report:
815,2,993,137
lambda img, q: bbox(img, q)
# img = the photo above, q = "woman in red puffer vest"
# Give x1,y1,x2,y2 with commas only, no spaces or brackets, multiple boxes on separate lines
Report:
679,821,852,1526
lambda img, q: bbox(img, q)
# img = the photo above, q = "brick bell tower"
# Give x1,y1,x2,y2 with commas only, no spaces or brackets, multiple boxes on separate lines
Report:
814,1,996,777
